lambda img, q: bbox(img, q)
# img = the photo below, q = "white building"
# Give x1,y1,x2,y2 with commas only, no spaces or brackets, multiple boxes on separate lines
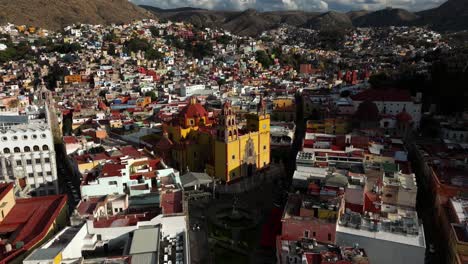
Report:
23,214,189,264
180,84,205,97
336,221,426,264
351,89,422,128
0,122,58,196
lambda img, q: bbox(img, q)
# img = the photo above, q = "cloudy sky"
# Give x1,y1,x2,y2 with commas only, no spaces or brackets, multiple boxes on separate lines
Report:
132,0,447,12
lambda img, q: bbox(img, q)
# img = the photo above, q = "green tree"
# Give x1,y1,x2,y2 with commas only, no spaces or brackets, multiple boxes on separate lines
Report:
125,38,150,53
217,35,232,45
145,91,157,101
149,26,159,37
62,116,73,136
255,50,273,68
107,43,116,56
145,48,163,60
103,32,116,42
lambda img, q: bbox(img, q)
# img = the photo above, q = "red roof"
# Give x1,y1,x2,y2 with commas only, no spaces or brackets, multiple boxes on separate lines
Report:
63,136,79,144
161,190,183,215
0,195,67,264
351,89,412,102
76,196,105,216
179,101,208,119
101,163,125,177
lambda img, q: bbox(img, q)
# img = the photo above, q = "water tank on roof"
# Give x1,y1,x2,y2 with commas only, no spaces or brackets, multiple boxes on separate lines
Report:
15,241,24,249
4,243,12,252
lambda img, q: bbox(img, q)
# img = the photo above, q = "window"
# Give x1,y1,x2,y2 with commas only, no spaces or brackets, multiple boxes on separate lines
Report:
1,136,6,141
3,148,10,154
22,135,28,140
313,232,316,237
40,134,47,139
42,145,49,151
47,171,52,176
114,208,119,212
38,172,43,176
12,136,18,141
232,155,235,160
16,160,22,166
14,147,20,153
33,146,40,151
32,134,37,139
28,173,34,178
328,233,331,241
27,159,32,165
24,146,31,152
263,145,266,150
35,158,41,164
45,158,50,163
304,230,309,238
109,181,118,185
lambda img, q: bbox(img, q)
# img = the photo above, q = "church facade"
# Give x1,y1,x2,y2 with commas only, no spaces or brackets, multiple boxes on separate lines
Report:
162,97,270,182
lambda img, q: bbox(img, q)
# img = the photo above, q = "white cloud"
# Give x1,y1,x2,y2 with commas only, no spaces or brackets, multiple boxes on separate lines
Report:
325,0,445,11
133,0,329,11
133,0,445,11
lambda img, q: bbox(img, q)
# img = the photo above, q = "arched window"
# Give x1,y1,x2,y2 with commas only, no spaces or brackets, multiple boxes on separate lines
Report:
229,131,233,138
42,145,49,151
24,146,31,152
3,148,10,154
33,145,40,151
14,147,20,153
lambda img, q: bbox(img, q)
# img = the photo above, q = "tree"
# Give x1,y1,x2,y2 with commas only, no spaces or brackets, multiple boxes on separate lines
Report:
107,43,116,56
99,90,107,97
145,48,163,60
149,26,159,37
62,115,73,136
103,32,116,42
217,35,232,45
255,50,273,68
145,91,157,101
125,38,150,53
368,72,394,89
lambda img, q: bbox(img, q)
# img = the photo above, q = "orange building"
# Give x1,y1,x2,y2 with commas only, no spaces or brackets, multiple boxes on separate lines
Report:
64,75,82,84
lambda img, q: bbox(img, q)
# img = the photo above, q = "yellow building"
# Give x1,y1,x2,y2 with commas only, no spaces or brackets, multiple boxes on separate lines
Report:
164,98,270,182
306,117,350,135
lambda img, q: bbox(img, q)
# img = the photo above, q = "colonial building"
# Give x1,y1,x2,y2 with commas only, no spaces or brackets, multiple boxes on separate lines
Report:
163,97,271,182
0,122,58,196
351,89,422,129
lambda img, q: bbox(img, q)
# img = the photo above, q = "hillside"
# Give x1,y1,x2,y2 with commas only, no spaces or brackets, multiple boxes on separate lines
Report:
0,0,154,30
352,8,419,27
303,11,353,30
142,0,468,35
416,0,468,31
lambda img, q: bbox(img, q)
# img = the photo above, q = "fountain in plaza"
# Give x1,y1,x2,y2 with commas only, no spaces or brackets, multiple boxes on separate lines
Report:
208,196,259,244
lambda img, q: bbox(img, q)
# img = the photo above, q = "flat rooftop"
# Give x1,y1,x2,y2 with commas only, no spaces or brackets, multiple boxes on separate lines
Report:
129,226,160,255
336,222,426,248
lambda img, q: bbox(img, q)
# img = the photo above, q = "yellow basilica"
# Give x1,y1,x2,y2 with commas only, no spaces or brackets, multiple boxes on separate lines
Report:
160,97,270,182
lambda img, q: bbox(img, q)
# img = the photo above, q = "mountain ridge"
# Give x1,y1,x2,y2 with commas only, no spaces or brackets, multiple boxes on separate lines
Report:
142,0,468,36
0,0,154,30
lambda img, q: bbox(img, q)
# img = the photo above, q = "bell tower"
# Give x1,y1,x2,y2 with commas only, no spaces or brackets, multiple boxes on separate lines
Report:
217,101,238,143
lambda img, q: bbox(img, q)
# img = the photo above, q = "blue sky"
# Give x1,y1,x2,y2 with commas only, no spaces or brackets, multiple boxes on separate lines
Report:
132,0,447,12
